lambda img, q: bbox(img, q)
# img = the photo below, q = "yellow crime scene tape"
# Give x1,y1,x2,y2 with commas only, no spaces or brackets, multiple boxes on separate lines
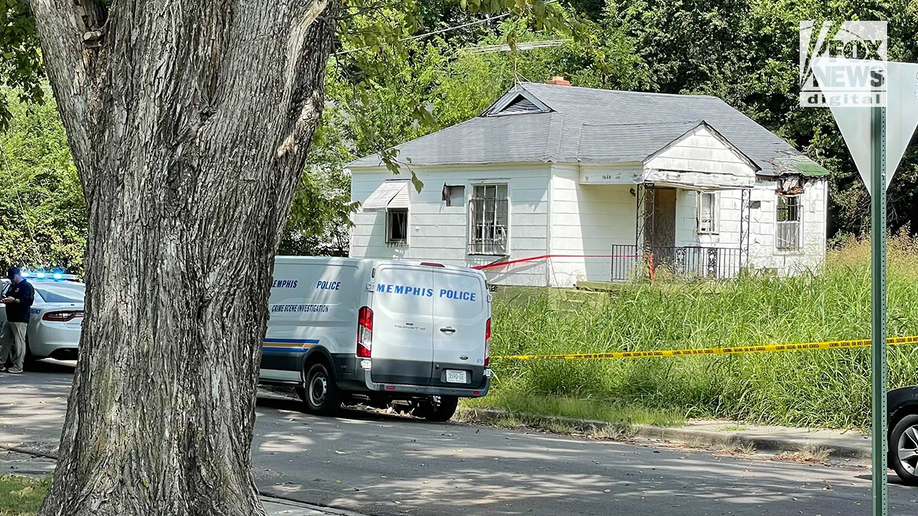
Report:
491,335,918,361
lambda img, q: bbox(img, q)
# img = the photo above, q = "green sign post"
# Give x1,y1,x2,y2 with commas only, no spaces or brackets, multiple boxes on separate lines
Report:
870,104,887,516
814,58,918,516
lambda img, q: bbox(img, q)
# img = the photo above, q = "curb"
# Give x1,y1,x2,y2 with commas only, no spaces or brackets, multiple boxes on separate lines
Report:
458,407,872,461
260,494,369,516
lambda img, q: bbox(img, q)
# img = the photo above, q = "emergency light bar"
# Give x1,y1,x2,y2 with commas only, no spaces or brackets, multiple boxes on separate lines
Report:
20,270,79,281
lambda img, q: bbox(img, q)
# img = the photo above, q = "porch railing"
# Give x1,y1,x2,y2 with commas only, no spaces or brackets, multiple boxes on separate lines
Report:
611,244,743,281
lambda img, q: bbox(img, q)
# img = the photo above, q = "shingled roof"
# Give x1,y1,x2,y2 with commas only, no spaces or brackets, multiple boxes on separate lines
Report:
348,82,828,178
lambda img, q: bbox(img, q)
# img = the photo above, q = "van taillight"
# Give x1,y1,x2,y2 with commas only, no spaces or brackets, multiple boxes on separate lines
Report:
484,317,491,367
357,306,373,358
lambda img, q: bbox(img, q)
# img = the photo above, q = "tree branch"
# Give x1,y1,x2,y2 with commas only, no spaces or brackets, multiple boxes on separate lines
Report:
275,0,338,161
28,0,106,178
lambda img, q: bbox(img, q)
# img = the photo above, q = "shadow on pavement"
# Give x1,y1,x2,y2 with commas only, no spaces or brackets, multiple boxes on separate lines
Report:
24,359,77,374
0,359,74,454
3,362,915,516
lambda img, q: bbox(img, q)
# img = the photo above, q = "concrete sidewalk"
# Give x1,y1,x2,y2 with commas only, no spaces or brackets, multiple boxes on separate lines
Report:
636,419,871,460
462,408,872,461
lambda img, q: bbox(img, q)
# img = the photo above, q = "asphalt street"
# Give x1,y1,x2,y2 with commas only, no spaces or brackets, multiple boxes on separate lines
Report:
2,361,916,516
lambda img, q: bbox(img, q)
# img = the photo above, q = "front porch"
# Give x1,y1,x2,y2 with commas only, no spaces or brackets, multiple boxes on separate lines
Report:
605,181,753,282
571,119,759,282
628,182,751,281
610,244,744,281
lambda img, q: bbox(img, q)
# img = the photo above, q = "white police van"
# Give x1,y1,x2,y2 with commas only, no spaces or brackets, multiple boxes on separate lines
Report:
260,257,491,421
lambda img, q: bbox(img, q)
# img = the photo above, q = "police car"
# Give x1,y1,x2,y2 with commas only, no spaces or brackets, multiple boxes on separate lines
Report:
0,272,84,364
261,257,492,421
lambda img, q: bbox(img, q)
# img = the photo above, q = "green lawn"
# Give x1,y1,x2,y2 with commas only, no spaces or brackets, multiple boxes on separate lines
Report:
0,476,49,516
484,235,918,430
462,390,684,427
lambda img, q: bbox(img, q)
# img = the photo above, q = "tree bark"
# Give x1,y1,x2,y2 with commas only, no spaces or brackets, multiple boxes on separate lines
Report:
29,1,338,514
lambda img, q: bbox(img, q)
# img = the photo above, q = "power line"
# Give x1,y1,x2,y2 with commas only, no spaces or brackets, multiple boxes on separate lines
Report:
333,0,560,56
462,39,568,54
334,12,511,56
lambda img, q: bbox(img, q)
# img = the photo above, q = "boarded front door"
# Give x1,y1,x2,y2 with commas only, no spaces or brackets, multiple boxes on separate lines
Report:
651,188,676,249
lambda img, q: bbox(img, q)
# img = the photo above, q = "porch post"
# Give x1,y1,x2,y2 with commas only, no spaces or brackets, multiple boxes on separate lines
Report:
635,183,655,253
635,183,656,280
634,183,643,250
739,188,751,272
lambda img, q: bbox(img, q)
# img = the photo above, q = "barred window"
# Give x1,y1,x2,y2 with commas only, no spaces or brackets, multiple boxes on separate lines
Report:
469,184,508,255
776,195,801,250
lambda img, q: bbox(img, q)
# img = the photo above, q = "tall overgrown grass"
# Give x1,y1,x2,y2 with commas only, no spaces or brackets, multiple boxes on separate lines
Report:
479,235,918,430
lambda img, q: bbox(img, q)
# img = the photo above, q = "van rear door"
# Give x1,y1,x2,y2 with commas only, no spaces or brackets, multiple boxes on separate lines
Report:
430,268,488,389
371,265,435,386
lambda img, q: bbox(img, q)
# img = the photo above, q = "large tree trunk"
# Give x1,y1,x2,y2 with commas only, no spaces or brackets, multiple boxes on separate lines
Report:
29,1,337,514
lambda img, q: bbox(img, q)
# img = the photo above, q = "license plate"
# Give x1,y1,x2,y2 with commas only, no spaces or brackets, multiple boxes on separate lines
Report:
445,370,467,383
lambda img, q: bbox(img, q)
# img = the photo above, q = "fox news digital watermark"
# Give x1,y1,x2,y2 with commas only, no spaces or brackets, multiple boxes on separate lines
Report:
799,21,887,107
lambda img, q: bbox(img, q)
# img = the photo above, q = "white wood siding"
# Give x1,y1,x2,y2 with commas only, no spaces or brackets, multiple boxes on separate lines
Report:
549,164,636,287
349,164,552,286
644,126,756,188
350,161,828,287
676,178,829,275
578,163,643,185
675,190,744,248
747,178,828,275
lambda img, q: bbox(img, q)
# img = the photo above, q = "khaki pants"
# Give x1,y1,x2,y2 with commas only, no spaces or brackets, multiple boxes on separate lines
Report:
0,321,27,370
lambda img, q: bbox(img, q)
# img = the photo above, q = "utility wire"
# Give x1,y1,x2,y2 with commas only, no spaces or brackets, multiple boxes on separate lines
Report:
334,12,512,56
334,0,560,56
462,39,568,54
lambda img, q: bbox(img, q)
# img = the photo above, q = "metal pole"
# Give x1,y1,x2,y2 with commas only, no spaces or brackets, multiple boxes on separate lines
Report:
870,103,887,516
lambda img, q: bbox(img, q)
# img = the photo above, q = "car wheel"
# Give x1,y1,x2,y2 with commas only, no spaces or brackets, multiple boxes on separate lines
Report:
300,362,340,415
418,395,459,422
891,414,918,486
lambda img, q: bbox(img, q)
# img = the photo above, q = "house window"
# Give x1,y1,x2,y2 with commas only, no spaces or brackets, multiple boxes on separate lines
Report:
776,195,801,250
443,185,465,207
469,184,508,255
386,209,408,245
697,192,717,234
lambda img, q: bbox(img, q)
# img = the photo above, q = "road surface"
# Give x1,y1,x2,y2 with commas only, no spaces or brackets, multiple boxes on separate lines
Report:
2,361,916,516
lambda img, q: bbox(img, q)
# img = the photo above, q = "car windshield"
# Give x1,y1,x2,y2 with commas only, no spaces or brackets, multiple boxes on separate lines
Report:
35,283,85,304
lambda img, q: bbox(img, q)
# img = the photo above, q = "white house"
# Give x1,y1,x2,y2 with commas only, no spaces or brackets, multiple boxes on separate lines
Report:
347,78,829,287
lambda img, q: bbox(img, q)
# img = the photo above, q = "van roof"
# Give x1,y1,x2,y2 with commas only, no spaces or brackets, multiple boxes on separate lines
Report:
273,256,483,275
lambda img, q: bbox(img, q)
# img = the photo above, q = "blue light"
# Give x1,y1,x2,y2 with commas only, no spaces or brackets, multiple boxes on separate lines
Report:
36,273,46,279
53,273,63,280
21,272,29,278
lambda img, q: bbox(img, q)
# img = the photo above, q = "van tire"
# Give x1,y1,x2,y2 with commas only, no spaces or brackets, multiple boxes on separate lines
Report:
418,396,459,422
300,362,341,415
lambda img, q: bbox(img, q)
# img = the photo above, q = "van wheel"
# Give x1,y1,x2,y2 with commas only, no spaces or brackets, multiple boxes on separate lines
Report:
300,362,341,415
891,414,918,486
417,396,458,422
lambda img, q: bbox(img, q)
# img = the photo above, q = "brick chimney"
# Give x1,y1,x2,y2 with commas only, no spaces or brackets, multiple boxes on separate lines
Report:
546,75,571,86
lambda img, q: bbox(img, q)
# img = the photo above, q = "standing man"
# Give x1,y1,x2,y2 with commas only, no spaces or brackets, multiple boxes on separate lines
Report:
1,267,34,374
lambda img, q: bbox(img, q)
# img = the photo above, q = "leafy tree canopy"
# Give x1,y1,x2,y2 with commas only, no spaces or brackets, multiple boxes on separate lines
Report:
2,0,917,260
0,89,84,273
